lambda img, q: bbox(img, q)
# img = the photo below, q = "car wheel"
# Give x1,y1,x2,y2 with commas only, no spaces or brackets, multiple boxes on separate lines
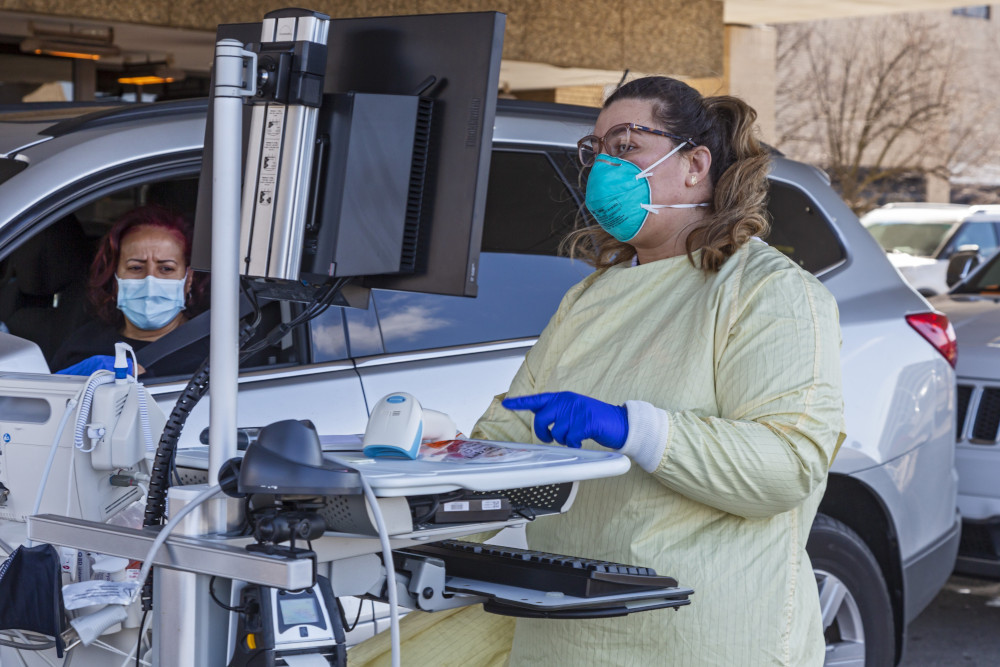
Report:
807,514,894,667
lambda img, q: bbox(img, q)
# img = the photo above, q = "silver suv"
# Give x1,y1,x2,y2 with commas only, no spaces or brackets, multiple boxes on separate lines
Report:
0,98,961,665
930,253,1000,580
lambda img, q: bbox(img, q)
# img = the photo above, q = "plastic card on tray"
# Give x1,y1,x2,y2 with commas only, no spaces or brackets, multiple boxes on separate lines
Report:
325,439,631,497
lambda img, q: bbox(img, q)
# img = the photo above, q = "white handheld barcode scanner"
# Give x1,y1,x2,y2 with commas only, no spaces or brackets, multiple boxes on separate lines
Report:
362,392,457,459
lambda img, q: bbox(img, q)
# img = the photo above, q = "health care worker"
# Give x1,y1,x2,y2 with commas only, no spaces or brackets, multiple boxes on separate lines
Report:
476,76,845,666
51,205,209,378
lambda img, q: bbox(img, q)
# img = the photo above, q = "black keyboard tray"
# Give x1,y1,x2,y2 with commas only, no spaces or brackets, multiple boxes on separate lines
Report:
398,539,680,599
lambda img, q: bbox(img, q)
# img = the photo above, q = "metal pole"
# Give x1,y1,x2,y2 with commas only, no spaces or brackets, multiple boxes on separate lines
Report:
208,39,256,491
153,40,257,667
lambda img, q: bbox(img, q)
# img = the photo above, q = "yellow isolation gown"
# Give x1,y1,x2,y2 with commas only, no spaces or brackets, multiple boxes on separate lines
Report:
351,239,844,666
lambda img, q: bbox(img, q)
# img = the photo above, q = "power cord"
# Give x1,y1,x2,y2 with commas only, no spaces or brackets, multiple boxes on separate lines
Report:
336,597,365,633
208,576,252,613
134,610,148,667
0,629,57,651
325,454,400,667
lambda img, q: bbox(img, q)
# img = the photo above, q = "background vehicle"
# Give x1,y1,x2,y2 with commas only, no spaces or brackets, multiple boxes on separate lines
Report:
930,253,1000,581
861,202,1000,296
0,99,960,664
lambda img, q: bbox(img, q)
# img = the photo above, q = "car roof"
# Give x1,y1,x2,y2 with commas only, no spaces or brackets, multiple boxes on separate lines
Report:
963,204,1000,222
0,100,207,156
860,202,972,226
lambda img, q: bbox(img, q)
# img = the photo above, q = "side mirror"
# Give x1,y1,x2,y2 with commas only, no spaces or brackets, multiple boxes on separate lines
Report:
946,248,981,287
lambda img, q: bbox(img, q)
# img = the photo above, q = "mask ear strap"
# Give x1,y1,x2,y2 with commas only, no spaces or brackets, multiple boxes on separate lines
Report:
636,141,688,180
641,203,711,214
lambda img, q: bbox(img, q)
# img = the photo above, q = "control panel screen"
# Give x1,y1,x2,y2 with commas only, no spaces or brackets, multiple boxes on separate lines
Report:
278,596,320,625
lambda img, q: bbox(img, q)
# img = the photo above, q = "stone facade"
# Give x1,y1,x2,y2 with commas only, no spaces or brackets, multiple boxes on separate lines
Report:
0,0,725,77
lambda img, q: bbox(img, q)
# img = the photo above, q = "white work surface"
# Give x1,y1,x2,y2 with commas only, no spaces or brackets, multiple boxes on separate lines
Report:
328,440,631,496
177,439,632,497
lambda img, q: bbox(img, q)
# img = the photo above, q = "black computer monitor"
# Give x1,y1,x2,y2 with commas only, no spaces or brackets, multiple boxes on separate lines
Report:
192,11,504,299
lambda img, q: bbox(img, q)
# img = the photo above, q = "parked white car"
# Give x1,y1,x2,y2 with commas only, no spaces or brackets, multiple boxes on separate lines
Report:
0,98,961,665
862,202,1000,296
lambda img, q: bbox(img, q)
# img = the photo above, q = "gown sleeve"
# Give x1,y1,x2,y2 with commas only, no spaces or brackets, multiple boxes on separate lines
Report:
635,265,845,519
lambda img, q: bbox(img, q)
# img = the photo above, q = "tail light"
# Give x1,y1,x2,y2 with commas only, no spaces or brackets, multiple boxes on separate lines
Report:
906,312,957,368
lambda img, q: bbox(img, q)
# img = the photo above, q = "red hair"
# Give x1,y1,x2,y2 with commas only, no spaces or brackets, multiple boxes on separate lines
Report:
88,205,208,327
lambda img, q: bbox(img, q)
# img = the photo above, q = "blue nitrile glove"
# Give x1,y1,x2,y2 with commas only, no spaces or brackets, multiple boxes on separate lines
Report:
55,355,134,377
502,391,629,450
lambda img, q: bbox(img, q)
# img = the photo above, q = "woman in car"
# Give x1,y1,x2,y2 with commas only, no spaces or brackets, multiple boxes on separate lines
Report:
458,76,847,666
51,204,209,378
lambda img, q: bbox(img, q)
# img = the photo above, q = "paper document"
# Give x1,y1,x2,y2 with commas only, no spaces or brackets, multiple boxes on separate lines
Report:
418,438,537,464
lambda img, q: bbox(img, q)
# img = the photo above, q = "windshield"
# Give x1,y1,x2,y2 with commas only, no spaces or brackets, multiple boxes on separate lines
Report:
865,222,955,257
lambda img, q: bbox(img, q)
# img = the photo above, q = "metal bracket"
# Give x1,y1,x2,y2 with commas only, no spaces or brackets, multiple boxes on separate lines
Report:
395,555,485,612
214,39,258,99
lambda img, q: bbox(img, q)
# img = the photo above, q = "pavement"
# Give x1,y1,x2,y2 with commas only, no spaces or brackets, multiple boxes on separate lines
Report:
902,575,1000,666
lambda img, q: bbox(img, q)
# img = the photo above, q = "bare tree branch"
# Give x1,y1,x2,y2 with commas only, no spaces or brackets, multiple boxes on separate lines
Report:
775,14,999,214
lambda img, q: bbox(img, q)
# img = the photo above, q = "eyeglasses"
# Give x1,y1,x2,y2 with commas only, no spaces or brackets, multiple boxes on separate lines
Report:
577,122,696,167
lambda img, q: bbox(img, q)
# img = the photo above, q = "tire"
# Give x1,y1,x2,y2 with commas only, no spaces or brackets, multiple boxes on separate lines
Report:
807,514,895,667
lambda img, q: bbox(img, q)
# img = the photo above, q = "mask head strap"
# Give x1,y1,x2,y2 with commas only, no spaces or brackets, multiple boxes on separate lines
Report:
636,141,689,180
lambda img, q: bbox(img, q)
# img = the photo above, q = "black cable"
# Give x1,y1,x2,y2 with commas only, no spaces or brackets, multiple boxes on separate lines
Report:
208,576,245,612
139,353,212,611
140,279,349,611
410,490,467,525
239,278,349,360
513,506,537,522
143,316,261,532
338,597,364,633
143,355,212,528
135,609,148,667
615,68,630,90
239,277,263,332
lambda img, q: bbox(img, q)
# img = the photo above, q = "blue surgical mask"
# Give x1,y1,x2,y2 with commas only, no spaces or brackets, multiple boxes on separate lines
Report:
584,143,710,242
116,274,187,331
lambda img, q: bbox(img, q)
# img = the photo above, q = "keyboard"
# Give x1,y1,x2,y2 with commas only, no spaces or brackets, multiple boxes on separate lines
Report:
398,540,678,598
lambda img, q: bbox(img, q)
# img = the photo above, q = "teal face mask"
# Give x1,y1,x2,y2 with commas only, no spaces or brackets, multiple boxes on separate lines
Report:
584,143,709,242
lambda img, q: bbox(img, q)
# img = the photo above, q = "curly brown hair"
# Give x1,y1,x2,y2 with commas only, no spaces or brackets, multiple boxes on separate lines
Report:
88,205,209,328
565,76,771,272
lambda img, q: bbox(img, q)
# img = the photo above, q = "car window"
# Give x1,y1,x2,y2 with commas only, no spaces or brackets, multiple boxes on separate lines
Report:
373,252,591,353
344,298,383,357
0,176,201,369
954,252,1000,293
765,180,847,275
358,149,591,355
481,150,582,255
0,172,300,379
943,221,998,257
308,307,350,362
308,297,386,363
864,222,954,257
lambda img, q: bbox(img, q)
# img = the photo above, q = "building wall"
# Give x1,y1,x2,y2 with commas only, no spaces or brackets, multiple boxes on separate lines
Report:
0,0,725,77
724,25,776,145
